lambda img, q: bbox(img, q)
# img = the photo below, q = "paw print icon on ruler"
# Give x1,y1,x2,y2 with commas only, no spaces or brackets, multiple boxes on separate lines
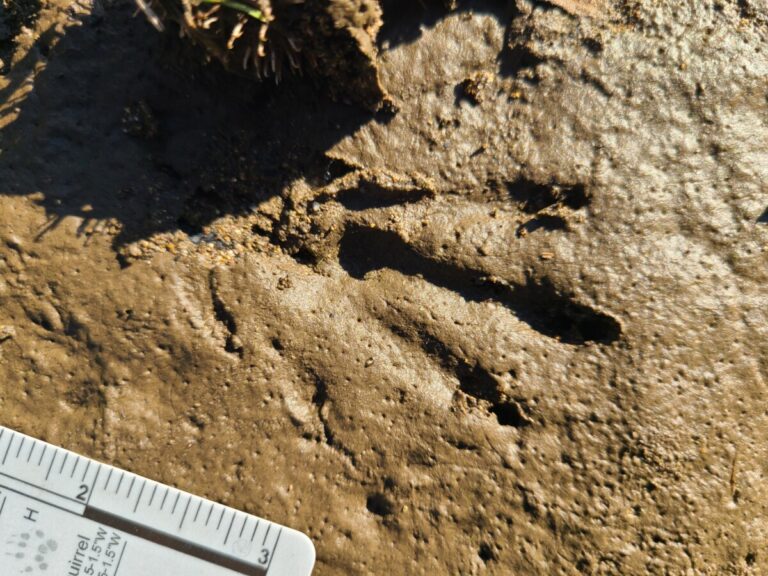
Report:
6,530,58,573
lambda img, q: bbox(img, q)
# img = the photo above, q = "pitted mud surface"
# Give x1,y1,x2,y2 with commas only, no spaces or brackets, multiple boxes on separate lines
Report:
1,0,767,573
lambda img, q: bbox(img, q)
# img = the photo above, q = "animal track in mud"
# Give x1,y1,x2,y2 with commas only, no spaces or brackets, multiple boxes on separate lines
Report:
339,225,621,345
506,178,589,214
329,182,432,211
507,177,590,236
389,324,534,428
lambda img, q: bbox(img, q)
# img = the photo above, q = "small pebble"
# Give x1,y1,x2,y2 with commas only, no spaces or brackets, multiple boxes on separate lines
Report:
0,326,16,342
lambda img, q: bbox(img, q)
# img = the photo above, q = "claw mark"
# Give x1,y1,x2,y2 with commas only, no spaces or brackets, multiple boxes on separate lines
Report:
208,269,244,357
308,369,356,464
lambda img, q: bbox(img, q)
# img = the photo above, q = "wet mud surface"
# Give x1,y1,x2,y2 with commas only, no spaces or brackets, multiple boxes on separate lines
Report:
1,0,768,573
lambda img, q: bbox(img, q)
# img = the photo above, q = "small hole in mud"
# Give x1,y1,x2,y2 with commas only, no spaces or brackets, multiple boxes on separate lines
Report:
478,543,496,563
270,338,284,351
746,552,757,565
323,158,355,184
366,493,395,517
582,37,603,54
491,402,530,428
570,312,621,344
507,178,558,213
561,184,590,209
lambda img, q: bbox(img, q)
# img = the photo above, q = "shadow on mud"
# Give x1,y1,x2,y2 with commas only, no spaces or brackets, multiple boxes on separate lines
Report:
0,0,42,73
0,0,521,259
0,0,370,251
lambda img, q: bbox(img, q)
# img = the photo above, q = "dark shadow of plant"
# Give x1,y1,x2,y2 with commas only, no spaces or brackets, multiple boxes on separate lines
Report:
0,0,519,262
0,0,369,253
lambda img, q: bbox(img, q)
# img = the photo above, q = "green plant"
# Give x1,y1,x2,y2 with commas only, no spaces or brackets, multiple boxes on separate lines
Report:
193,0,266,21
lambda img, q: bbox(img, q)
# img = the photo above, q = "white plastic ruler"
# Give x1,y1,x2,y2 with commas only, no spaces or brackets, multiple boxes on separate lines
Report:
0,426,315,575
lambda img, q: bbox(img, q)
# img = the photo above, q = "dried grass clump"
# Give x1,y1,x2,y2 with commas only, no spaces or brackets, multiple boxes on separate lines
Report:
135,0,388,109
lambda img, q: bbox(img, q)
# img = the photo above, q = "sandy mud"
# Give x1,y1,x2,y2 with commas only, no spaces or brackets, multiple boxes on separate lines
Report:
1,0,767,573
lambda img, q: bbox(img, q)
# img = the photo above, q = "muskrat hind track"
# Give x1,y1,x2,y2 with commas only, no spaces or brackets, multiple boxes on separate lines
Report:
338,225,621,345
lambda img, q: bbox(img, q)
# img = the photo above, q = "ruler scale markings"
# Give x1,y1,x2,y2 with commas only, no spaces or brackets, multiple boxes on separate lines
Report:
126,476,137,499
250,519,260,542
86,463,101,506
223,512,236,545
0,481,75,516
45,451,57,480
83,506,269,576
178,496,191,529
115,470,125,494
26,439,35,463
103,467,114,489
133,479,147,513
2,432,15,465
265,528,283,572
0,470,83,505
80,459,91,482
0,428,315,575
59,451,69,474
262,524,271,546
15,436,25,459
4,477,270,574
171,491,181,514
